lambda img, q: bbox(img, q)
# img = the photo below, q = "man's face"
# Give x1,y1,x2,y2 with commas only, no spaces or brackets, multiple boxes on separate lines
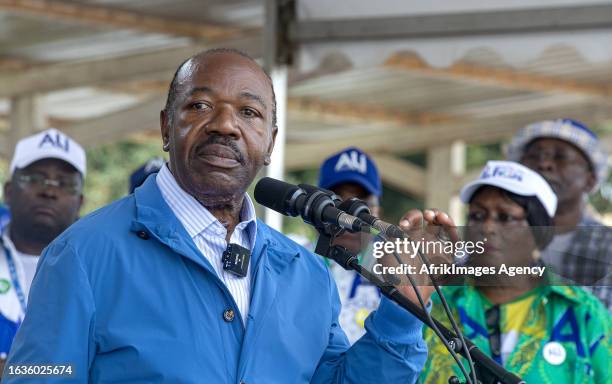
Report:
161,53,276,202
3,159,83,244
330,182,380,254
520,138,595,207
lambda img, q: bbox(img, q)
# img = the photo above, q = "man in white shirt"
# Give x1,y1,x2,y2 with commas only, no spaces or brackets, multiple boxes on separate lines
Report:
0,128,85,369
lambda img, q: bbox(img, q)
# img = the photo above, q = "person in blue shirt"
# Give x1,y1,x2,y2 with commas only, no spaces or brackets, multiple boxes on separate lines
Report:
4,48,454,383
318,147,383,344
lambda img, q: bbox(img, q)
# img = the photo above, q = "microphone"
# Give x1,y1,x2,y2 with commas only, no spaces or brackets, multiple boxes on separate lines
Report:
298,184,342,205
338,198,406,239
254,177,371,233
286,183,405,239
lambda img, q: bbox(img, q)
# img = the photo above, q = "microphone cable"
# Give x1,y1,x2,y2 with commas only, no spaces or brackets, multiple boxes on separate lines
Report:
378,232,475,384
333,193,477,383
409,245,477,384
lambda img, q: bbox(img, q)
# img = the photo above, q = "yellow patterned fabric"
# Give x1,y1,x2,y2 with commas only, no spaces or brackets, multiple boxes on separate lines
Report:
420,284,611,384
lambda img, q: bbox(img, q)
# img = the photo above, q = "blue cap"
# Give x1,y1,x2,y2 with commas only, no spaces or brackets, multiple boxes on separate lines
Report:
129,157,165,194
318,147,382,197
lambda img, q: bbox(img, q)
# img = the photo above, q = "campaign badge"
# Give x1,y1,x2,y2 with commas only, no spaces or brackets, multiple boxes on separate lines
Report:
0,279,10,294
543,341,566,365
354,308,369,328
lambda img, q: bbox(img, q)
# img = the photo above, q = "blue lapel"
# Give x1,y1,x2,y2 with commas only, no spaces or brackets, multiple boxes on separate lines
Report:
133,177,301,369
130,175,217,276
238,221,300,373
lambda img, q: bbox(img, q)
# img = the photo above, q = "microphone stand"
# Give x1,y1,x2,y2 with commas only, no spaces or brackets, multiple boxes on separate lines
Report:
314,226,525,384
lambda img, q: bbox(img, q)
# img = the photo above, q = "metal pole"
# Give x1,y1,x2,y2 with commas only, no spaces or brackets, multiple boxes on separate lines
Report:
265,66,288,231
263,0,292,231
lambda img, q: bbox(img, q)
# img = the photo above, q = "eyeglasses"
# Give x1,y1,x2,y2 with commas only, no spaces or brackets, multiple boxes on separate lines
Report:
467,211,527,226
16,173,82,195
521,148,591,170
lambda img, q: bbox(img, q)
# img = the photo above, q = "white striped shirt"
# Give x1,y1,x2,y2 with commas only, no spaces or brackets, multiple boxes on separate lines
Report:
156,164,256,324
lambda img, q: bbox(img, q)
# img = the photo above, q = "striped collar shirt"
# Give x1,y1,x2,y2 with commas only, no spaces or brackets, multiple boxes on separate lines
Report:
156,164,256,324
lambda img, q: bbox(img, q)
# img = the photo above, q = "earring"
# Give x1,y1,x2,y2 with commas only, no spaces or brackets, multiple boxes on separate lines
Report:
163,143,170,152
264,155,271,165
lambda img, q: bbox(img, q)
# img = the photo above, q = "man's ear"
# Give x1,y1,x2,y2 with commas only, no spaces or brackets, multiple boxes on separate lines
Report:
266,125,278,158
263,126,278,166
584,170,596,193
160,110,170,152
77,194,84,211
3,181,12,207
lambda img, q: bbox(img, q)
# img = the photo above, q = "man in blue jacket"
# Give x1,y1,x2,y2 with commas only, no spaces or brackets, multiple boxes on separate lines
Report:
4,48,451,383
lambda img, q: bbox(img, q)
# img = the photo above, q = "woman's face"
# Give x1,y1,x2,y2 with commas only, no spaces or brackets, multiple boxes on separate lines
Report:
466,186,537,269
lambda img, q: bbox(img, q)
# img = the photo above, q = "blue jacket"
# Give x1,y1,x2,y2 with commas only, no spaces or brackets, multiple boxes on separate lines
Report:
4,176,427,383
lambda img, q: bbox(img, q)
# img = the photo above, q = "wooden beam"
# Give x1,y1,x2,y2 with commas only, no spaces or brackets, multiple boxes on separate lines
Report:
287,97,454,126
1,95,42,157
370,154,425,197
0,0,241,41
284,101,612,170
0,95,165,180
422,142,466,217
446,93,593,119
426,144,455,212
60,95,166,148
0,96,166,158
290,3,612,43
0,57,35,71
284,120,515,170
0,36,261,97
384,53,612,98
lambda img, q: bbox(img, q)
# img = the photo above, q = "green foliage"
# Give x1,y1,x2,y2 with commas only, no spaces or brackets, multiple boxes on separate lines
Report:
466,143,502,170
82,139,164,214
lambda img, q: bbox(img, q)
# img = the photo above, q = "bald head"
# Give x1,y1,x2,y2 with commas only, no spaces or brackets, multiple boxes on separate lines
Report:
164,48,277,129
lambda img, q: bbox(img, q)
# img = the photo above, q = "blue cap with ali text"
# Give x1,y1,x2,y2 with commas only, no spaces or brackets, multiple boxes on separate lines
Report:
318,147,382,198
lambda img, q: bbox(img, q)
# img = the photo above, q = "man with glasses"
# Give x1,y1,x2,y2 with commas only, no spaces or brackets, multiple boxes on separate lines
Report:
0,128,85,370
507,119,612,310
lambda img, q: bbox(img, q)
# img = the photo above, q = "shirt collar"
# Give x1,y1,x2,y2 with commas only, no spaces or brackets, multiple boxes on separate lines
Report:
155,163,257,243
1,228,14,253
1,226,41,258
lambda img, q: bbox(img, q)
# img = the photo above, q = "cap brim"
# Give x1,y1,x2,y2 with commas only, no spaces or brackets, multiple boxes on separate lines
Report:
459,179,532,204
12,152,85,176
321,173,380,197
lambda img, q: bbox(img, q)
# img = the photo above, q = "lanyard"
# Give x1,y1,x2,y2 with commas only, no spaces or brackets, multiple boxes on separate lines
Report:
0,237,27,313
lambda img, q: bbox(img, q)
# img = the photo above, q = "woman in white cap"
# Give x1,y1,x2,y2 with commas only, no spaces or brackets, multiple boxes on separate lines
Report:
420,161,610,384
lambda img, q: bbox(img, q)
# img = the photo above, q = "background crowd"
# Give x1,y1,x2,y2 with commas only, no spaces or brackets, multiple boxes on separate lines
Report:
0,44,610,382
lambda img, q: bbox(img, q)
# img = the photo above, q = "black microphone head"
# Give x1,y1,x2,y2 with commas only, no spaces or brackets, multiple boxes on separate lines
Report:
299,184,341,205
338,198,370,217
254,177,303,216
